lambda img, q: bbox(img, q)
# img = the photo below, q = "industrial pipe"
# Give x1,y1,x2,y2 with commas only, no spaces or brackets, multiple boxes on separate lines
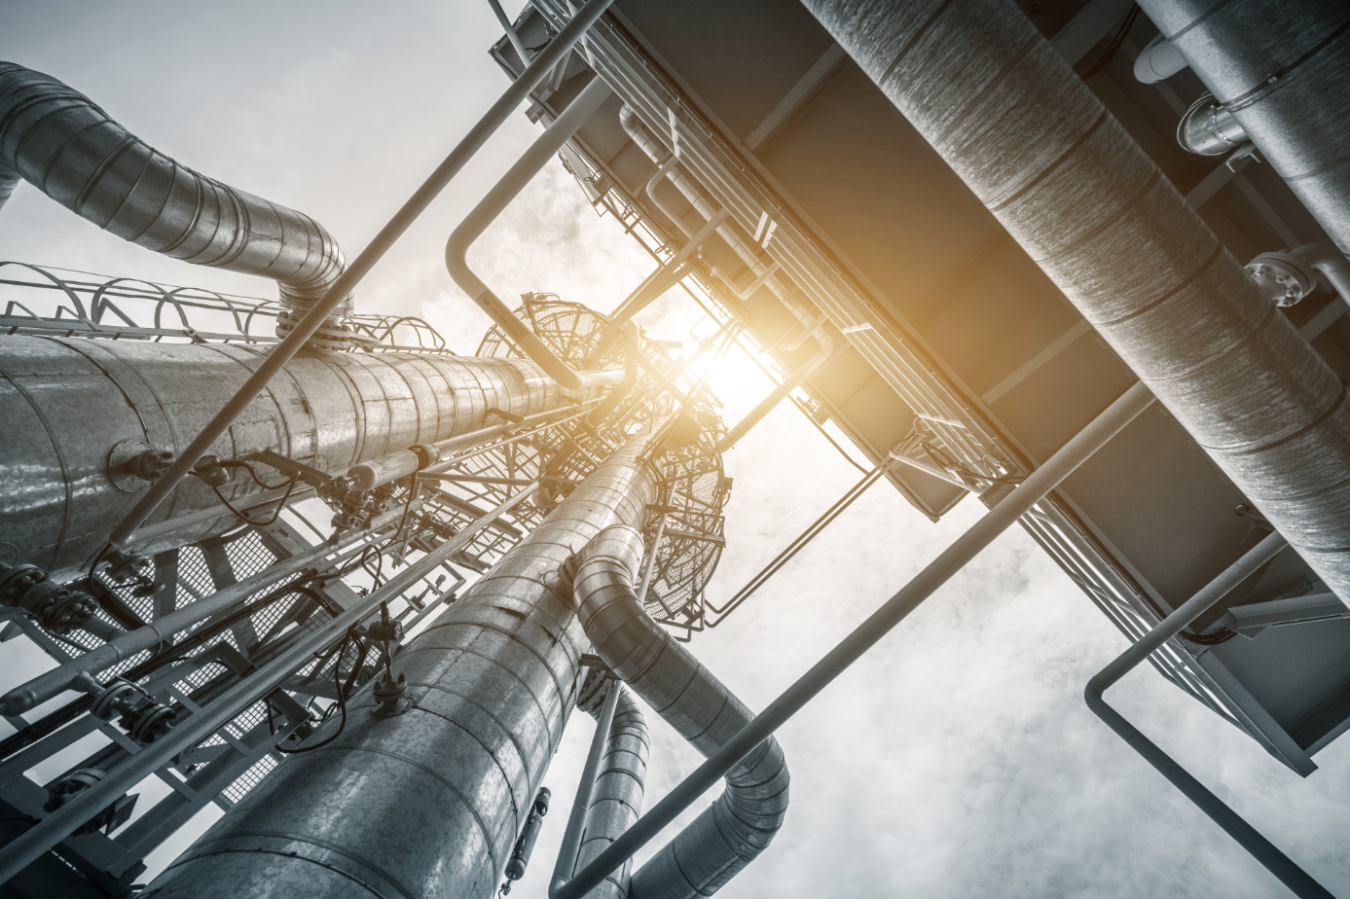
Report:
618,106,835,360
715,350,831,453
0,480,545,889
0,527,378,717
574,686,649,899
1134,35,1190,83
563,525,789,899
1177,94,1250,157
552,677,622,894
105,0,617,550
0,337,576,574
592,209,729,357
1084,531,1336,899
556,382,1155,899
1135,0,1350,254
0,63,349,338
802,0,1350,601
1246,242,1350,310
445,78,624,392
141,440,657,899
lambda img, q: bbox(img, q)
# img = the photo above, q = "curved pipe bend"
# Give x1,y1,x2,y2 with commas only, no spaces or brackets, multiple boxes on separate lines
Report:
618,105,833,361
566,525,789,899
445,77,622,393
0,62,349,336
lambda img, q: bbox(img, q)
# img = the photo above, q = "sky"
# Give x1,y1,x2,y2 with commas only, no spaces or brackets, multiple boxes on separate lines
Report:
2,2,1349,897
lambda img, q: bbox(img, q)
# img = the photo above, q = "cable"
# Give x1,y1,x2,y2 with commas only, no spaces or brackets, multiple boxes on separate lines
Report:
220,460,293,491
198,472,301,527
276,627,358,754
1078,4,1141,80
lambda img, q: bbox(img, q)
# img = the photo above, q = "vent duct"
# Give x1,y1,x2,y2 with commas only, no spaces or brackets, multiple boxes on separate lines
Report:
0,63,349,342
569,524,789,899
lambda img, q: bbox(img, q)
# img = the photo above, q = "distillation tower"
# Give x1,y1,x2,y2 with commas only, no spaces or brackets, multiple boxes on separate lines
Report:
3,0,1350,897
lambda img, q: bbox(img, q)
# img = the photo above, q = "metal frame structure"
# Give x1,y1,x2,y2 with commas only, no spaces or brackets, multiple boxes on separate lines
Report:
493,3,1300,769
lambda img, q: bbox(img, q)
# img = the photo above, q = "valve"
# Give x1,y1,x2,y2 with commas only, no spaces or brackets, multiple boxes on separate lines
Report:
369,602,410,718
192,454,231,487
0,560,98,634
89,678,177,743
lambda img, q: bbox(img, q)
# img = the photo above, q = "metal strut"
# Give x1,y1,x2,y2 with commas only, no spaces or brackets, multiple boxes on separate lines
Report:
1084,530,1336,899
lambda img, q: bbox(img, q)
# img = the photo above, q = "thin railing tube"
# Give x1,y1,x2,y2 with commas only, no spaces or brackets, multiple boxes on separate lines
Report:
552,381,1155,899
106,0,615,550
486,0,533,65
124,485,317,548
445,78,620,391
635,513,667,606
0,528,379,717
552,679,621,888
716,350,831,452
0,482,540,887
708,461,891,620
592,209,729,357
1084,531,1335,899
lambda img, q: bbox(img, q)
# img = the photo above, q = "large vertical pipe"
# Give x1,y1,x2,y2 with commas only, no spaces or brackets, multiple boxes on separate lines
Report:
141,439,659,899
801,0,1350,601
575,688,649,899
0,337,585,575
1136,0,1350,254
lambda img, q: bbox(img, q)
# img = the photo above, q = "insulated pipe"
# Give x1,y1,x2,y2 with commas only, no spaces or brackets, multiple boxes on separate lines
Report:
142,440,657,899
556,382,1155,899
803,0,1350,601
0,63,349,336
446,79,623,392
1134,35,1190,83
1135,0,1350,254
0,481,544,889
552,678,622,893
1085,532,1337,899
106,0,617,549
563,525,790,899
0,528,377,717
618,106,834,360
0,337,577,575
574,687,649,899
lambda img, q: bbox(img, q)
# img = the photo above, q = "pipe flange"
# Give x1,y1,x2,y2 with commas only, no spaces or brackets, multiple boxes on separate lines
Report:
107,440,174,493
1246,251,1316,306
124,702,177,743
371,672,411,718
274,309,358,350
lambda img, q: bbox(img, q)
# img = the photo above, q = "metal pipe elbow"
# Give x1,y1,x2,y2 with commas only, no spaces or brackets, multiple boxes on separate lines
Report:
571,525,789,899
0,62,350,339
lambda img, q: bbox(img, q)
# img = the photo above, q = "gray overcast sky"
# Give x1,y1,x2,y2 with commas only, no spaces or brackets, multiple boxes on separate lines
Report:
1,2,1348,896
